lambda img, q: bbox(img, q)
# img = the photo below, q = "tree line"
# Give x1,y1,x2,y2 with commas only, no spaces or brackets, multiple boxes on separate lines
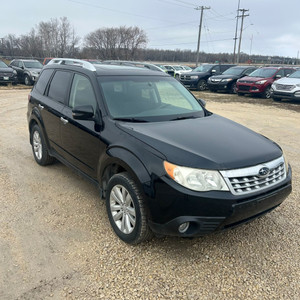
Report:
0,17,297,65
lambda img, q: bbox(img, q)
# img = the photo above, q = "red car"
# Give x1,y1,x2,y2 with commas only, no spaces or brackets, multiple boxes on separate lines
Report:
236,67,296,98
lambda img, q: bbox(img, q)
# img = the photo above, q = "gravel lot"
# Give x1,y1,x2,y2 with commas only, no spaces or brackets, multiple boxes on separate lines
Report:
0,86,299,299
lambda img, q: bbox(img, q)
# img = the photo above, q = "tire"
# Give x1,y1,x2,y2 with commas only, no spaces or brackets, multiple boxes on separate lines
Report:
24,75,32,86
231,83,237,94
197,79,207,91
262,86,271,99
30,124,54,166
106,172,152,244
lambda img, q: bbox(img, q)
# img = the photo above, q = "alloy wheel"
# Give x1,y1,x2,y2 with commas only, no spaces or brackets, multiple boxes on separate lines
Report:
109,185,136,234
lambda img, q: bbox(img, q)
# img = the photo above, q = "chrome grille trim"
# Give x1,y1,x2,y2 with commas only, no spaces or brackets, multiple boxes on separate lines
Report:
220,156,286,196
274,84,295,91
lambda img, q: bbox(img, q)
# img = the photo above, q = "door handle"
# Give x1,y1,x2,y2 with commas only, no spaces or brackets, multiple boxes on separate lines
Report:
38,104,44,110
60,117,68,125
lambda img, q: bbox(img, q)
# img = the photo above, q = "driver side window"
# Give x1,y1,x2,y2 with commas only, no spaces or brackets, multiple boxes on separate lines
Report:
69,74,97,113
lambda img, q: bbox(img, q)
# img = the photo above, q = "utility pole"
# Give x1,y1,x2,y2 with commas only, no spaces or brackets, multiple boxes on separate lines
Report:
195,6,210,66
236,8,249,64
233,0,241,64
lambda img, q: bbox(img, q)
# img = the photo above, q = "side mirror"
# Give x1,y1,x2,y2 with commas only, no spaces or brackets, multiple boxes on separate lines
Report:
197,98,206,107
275,74,282,79
72,105,94,120
211,69,216,74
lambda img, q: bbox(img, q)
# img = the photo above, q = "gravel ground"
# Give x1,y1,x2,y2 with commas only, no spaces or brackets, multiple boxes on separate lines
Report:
0,87,299,300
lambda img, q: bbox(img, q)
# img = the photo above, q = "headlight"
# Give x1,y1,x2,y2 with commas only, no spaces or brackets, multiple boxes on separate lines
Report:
221,78,233,82
296,84,300,87
31,72,38,76
255,80,267,84
282,149,289,174
164,161,229,192
190,76,199,80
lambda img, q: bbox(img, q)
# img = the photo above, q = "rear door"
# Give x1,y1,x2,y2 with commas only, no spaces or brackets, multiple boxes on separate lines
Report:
37,69,72,156
60,73,103,179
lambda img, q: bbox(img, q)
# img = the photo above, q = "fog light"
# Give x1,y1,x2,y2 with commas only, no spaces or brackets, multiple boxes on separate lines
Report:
178,222,190,233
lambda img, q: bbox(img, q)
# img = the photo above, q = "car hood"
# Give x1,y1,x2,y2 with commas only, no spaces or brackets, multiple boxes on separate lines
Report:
210,74,239,80
0,67,14,73
274,77,300,85
239,76,267,82
187,71,208,76
117,114,281,170
28,68,42,73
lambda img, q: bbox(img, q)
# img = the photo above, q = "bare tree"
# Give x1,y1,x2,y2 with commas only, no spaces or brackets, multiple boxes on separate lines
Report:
85,26,147,60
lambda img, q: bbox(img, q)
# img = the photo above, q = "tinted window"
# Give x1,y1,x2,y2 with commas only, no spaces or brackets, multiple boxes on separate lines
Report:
99,76,204,121
276,69,285,78
244,68,256,75
249,68,277,78
212,65,220,73
69,74,97,112
35,69,54,95
284,69,294,76
48,71,72,103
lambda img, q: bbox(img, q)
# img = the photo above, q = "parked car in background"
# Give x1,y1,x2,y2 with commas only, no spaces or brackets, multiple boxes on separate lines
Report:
180,64,236,91
10,59,43,85
207,66,257,93
236,67,295,99
154,64,169,74
43,57,53,65
271,69,300,101
27,58,292,244
0,60,18,85
163,65,191,79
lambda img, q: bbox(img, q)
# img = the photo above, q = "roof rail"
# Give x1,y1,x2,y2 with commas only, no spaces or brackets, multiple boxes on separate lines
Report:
47,58,96,71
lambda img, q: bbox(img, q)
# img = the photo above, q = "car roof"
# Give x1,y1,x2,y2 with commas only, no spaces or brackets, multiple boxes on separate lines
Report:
44,59,170,77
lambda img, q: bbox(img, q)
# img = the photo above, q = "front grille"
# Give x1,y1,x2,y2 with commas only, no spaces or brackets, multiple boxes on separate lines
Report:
220,156,286,195
238,85,251,91
0,72,13,77
238,80,254,84
275,84,295,91
181,74,191,80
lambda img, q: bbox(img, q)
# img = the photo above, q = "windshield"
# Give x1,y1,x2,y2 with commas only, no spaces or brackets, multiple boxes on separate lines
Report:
183,66,192,71
155,64,167,71
24,61,43,69
222,67,247,76
289,70,300,78
173,66,184,70
248,68,277,78
98,76,204,122
193,65,213,73
0,61,9,68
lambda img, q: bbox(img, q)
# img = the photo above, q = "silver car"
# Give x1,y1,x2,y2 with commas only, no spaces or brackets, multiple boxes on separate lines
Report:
271,69,300,101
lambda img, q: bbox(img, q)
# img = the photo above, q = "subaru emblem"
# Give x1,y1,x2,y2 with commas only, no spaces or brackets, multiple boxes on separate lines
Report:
258,167,270,177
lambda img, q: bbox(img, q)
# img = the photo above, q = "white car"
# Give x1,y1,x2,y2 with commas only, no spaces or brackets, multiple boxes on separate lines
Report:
271,69,300,101
164,65,192,79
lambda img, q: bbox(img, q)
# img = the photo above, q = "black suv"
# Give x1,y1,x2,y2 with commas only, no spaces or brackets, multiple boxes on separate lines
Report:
10,59,43,85
0,60,18,84
180,64,235,91
27,59,292,244
207,66,257,93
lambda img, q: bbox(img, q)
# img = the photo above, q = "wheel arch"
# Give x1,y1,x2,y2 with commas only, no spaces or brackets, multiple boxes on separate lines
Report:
99,147,152,199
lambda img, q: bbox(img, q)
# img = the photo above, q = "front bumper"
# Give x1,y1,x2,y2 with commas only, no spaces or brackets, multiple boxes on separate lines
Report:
147,167,292,237
207,81,232,91
0,75,18,84
237,83,266,94
272,90,300,100
180,79,198,89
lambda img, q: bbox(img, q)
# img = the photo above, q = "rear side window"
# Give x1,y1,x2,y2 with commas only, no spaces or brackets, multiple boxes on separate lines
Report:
35,69,53,95
48,71,72,103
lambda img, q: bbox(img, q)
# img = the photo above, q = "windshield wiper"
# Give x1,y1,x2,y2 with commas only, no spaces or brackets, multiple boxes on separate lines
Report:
114,117,149,123
170,115,197,121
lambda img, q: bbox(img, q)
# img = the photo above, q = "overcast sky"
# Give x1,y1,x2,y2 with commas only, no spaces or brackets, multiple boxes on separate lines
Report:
1,0,300,58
